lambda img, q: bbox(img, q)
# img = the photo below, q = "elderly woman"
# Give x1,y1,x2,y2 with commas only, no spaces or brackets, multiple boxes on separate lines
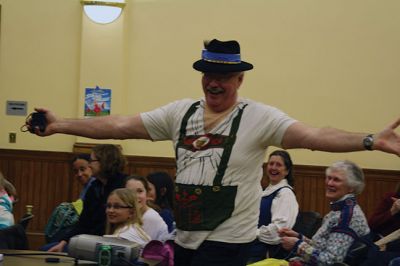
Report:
279,160,370,265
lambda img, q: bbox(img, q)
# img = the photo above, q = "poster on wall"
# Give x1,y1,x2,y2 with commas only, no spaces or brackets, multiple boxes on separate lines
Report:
84,86,111,117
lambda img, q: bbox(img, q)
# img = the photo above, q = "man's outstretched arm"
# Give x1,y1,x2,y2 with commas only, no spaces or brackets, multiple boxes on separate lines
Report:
29,107,152,140
281,118,400,156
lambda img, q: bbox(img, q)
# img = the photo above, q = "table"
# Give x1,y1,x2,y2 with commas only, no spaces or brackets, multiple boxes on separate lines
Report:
0,250,95,265
0,250,160,266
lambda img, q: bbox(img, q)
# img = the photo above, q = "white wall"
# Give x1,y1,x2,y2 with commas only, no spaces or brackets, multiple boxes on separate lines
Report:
0,0,399,170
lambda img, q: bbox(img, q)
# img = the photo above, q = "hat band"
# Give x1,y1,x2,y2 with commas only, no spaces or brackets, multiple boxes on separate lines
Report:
202,50,241,64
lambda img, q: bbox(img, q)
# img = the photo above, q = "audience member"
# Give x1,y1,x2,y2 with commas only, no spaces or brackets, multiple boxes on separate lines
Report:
3,178,18,205
146,172,175,232
369,182,400,247
43,154,95,244
280,160,369,265
125,175,169,242
104,188,150,247
72,154,96,202
248,150,299,262
47,144,127,252
0,172,16,229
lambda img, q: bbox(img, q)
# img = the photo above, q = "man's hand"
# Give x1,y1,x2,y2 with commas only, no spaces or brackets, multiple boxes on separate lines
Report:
374,118,400,156
26,107,58,136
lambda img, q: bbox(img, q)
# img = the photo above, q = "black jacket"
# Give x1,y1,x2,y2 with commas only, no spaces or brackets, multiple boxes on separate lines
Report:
62,172,127,241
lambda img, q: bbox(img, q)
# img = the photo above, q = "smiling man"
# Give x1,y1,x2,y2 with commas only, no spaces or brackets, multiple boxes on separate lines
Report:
29,39,400,266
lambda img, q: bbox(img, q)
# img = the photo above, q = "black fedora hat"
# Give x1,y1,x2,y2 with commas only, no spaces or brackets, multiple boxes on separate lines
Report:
193,39,254,73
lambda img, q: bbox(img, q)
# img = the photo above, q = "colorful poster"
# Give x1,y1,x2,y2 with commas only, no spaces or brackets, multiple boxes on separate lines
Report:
84,86,111,116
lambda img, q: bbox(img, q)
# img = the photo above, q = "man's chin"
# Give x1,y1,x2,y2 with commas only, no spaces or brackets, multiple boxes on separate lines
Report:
206,97,221,107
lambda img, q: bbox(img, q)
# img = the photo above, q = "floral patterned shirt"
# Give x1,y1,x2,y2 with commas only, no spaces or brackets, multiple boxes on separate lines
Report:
292,194,370,265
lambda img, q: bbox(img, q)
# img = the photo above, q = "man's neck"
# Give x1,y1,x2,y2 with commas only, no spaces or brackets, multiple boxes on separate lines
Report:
204,102,238,132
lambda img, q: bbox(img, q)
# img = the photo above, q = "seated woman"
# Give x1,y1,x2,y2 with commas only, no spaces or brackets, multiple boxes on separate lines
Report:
72,154,96,202
3,178,18,205
125,175,170,242
279,160,370,265
104,188,150,247
0,172,16,229
146,172,175,233
248,150,299,262
368,182,400,246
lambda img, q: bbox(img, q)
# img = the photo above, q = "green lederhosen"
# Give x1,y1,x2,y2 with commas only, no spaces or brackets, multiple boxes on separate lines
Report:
174,101,247,231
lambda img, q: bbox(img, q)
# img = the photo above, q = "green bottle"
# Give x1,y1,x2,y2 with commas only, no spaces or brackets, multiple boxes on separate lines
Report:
98,245,112,266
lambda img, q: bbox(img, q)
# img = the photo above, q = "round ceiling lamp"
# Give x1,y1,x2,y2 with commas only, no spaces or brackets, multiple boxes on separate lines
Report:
81,0,126,24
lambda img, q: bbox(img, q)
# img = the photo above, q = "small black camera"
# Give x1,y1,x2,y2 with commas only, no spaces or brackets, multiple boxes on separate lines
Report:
29,112,47,133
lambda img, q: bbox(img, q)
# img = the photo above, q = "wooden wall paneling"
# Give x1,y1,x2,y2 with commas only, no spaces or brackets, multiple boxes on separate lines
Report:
37,161,50,232
126,156,176,179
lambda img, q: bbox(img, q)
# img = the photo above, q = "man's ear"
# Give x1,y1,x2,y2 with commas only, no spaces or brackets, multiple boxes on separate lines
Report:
160,187,167,196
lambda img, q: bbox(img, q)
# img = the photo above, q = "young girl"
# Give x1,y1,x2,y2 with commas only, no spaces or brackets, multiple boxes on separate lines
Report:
104,188,150,246
146,172,175,232
0,172,15,229
125,175,170,242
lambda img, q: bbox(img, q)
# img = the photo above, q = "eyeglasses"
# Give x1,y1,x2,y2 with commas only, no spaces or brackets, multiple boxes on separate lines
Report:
105,204,132,210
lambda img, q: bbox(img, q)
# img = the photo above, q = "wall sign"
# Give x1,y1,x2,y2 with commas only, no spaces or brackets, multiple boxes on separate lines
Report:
6,101,27,116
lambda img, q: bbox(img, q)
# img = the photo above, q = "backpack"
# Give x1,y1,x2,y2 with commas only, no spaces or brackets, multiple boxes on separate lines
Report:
44,202,79,243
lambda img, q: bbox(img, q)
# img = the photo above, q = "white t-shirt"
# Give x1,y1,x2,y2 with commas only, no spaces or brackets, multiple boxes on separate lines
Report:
141,98,296,249
142,208,169,242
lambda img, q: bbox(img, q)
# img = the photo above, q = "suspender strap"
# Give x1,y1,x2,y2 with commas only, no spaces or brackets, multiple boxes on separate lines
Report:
213,105,247,185
331,198,356,236
258,186,293,226
176,101,201,158
178,101,200,139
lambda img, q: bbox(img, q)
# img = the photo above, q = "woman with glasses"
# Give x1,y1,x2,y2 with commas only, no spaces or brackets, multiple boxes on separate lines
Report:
47,144,127,252
104,188,150,246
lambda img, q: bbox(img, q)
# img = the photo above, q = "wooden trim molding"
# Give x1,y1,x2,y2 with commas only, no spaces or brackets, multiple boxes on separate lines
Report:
73,142,122,154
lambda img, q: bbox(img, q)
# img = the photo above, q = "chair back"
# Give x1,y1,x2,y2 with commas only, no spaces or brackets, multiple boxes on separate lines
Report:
344,233,378,266
19,213,34,230
0,223,29,249
292,211,322,238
